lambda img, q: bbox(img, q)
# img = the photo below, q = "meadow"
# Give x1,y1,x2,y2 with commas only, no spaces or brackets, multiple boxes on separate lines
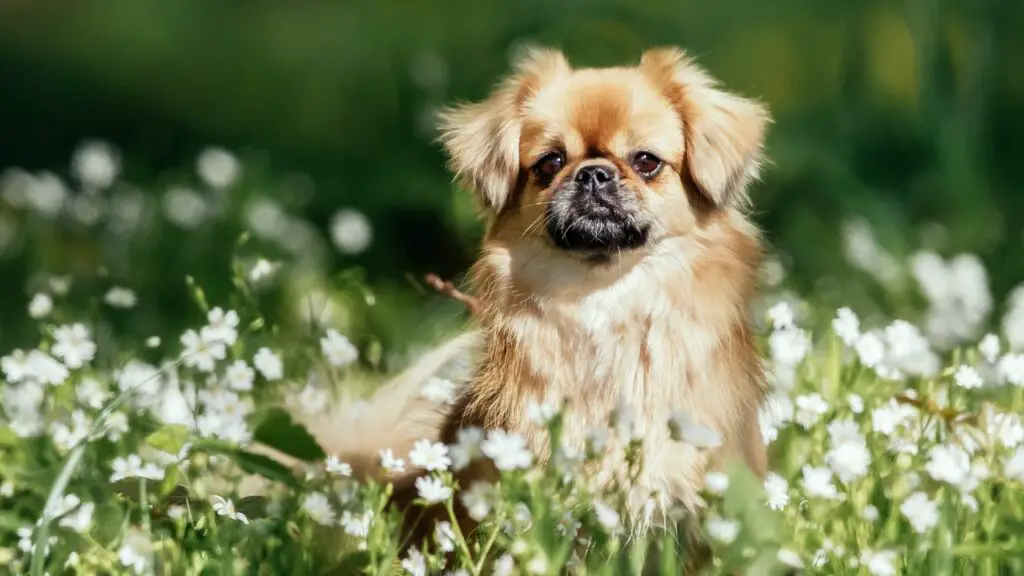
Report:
1,143,1023,575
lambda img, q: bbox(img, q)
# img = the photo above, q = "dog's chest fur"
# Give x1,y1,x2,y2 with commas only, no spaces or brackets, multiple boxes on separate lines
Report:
459,226,765,523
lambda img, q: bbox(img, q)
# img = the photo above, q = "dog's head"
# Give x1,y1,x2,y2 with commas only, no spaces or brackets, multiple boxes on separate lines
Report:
438,46,769,266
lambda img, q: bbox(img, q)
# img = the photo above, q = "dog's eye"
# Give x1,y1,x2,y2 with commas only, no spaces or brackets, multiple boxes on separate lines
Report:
533,152,565,178
632,152,663,178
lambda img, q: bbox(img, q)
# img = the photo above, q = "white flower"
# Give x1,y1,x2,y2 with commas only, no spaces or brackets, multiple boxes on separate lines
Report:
400,547,426,576
180,328,227,372
556,511,581,538
900,491,938,534
118,528,153,574
205,307,239,345
409,439,451,472
777,549,803,569
855,332,886,368
758,392,794,445
480,429,534,471
703,471,730,495
764,472,789,510
321,329,358,368
1,481,13,497
925,444,972,488
706,516,740,544
493,555,515,576
1,349,30,382
51,410,92,452
249,258,278,283
998,353,1024,387
76,376,109,409
979,333,1001,363
827,419,864,446
434,521,457,552
110,454,165,483
104,286,137,309
415,475,452,503
329,209,373,255
862,504,880,522
210,495,249,524
19,349,70,386
449,426,484,470
1004,447,1024,482
28,293,53,319
167,505,187,520
379,448,407,475
340,510,373,538
72,140,120,189
146,336,161,348
801,465,840,500
794,393,829,429
48,323,95,370
826,440,871,484
847,393,864,414
592,499,621,532
860,549,898,576
421,376,457,404
224,360,254,391
668,410,723,448
767,301,795,330
253,348,283,380
300,492,336,526
197,146,240,189
953,365,983,389
293,384,328,414
985,408,1024,448
769,326,811,367
325,455,352,476
871,398,916,436
526,395,561,425
460,481,495,521
163,187,208,228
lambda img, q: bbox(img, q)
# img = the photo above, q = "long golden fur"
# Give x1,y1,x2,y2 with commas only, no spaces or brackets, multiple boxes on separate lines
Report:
259,45,773,561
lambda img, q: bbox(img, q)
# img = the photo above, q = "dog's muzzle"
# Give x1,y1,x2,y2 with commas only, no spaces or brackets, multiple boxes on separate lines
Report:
546,163,650,252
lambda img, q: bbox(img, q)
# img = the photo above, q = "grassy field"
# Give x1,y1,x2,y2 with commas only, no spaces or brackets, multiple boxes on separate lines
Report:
2,144,1024,575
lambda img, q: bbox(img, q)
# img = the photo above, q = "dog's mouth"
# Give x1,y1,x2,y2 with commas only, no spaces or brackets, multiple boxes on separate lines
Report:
545,210,651,255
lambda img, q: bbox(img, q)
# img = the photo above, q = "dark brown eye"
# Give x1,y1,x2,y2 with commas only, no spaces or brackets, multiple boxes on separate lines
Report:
632,152,663,178
533,151,565,178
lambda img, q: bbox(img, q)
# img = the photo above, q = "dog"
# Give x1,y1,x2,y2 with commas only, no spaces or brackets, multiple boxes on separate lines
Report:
260,45,772,563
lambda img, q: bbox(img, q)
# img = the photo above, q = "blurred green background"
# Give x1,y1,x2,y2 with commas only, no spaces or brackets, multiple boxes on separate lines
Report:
0,0,1021,365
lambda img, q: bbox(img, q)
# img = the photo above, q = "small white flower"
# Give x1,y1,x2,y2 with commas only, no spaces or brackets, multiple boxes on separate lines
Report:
76,376,110,409
794,393,829,429
104,286,137,309
832,307,861,346
197,146,241,189
925,444,972,487
556,511,581,538
801,465,840,500
253,347,283,380
321,329,358,368
340,510,373,538
862,504,880,522
480,429,534,471
871,398,915,436
460,481,495,521
400,547,426,576
826,439,871,484
526,395,561,425
703,471,730,495
998,353,1024,387
953,365,983,389
224,360,254,391
329,209,373,255
767,301,796,330
1004,447,1024,482
379,448,407,475
72,140,120,189
409,438,451,472
847,393,865,414
434,521,457,552
28,293,53,319
110,454,165,483
668,410,723,448
769,325,811,367
900,491,938,533
25,349,70,385
860,549,898,576
325,455,352,476
827,419,863,446
117,528,153,574
415,475,452,503
449,426,483,470
210,494,249,524
249,258,278,283
979,333,1001,363
180,328,227,372
300,492,336,526
145,336,161,348
706,516,740,544
205,307,239,345
421,376,457,404
493,555,515,576
764,472,789,510
0,481,13,497
855,332,886,368
167,505,187,520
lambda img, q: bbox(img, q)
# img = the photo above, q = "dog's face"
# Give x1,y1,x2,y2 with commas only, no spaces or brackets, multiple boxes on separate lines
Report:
438,47,769,266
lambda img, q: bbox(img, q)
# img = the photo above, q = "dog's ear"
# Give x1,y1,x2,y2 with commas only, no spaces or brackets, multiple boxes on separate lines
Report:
639,47,770,208
437,47,570,214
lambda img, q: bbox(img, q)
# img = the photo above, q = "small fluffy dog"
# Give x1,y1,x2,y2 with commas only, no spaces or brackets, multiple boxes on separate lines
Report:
269,45,771,555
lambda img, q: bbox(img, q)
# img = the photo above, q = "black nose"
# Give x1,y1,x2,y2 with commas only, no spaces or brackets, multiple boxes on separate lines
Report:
575,164,615,192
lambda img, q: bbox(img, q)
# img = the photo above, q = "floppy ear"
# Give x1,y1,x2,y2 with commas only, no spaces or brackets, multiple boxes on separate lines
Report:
639,47,770,208
436,47,570,214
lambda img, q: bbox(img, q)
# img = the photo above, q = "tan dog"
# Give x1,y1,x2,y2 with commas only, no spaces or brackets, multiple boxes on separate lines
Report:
265,45,771,556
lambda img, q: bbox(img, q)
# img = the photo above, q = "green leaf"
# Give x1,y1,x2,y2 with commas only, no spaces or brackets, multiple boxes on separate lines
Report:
144,424,191,455
0,426,17,447
193,440,300,488
253,407,326,462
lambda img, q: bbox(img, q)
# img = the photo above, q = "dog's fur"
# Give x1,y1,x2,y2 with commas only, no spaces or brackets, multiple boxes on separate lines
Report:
260,46,771,556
